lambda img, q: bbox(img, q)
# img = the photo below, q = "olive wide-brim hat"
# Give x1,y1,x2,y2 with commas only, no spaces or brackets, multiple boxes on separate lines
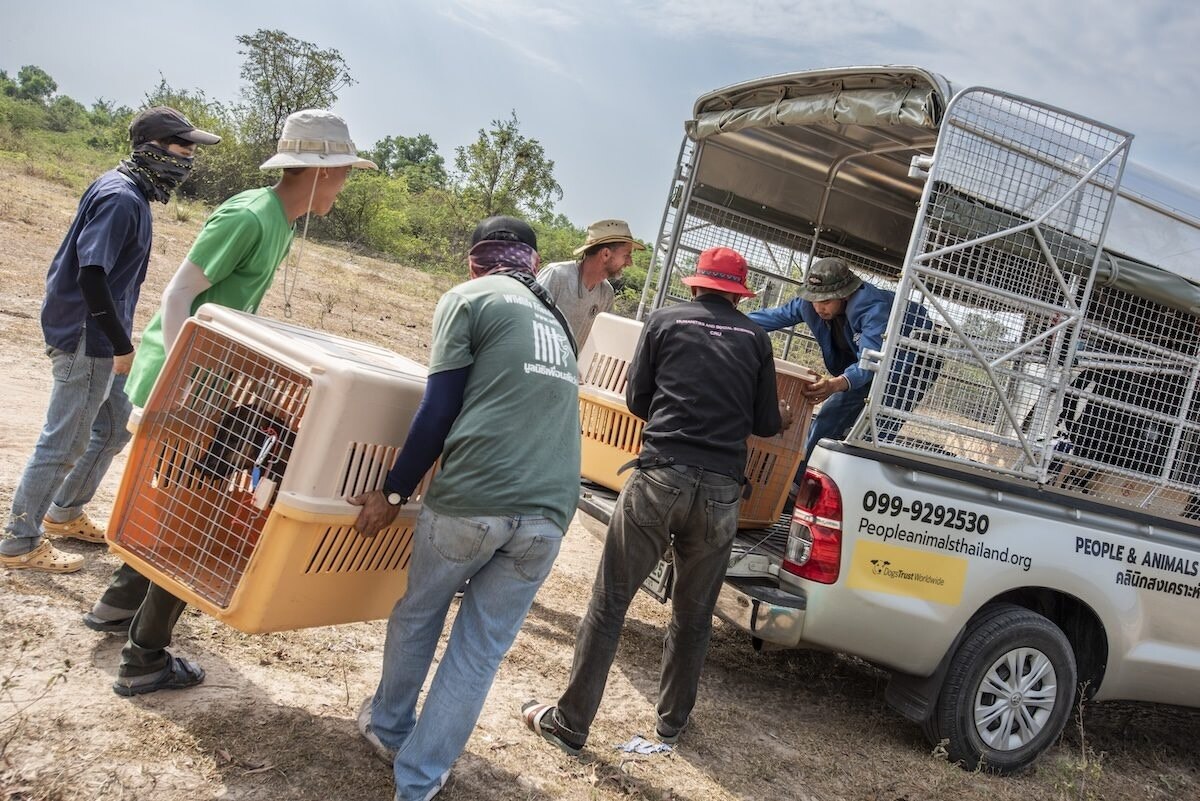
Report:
798,257,864,302
259,109,378,171
572,219,647,256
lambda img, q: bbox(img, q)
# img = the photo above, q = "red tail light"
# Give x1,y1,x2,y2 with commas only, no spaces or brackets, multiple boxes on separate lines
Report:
782,468,842,584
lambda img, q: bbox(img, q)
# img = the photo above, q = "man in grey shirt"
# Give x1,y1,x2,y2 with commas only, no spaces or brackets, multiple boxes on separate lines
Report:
536,219,644,344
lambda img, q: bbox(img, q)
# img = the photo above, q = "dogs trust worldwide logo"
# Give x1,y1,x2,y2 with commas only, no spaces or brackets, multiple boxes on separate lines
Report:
848,540,968,606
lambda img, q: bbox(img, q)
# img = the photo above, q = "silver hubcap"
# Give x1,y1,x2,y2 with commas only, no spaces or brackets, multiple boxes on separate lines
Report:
973,646,1058,751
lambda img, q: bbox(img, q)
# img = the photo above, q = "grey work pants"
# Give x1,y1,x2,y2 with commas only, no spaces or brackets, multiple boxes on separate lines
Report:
556,464,741,741
97,561,188,677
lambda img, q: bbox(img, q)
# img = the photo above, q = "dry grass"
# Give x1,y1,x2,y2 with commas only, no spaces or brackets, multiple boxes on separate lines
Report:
0,165,1198,801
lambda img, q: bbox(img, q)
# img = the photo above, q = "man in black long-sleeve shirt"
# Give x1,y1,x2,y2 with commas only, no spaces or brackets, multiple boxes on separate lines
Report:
1,107,217,572
523,246,783,754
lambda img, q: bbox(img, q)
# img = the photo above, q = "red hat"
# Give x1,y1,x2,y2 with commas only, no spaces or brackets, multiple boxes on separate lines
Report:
681,247,756,297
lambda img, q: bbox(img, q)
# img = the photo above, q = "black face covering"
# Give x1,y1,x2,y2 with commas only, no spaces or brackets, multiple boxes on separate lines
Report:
117,143,194,203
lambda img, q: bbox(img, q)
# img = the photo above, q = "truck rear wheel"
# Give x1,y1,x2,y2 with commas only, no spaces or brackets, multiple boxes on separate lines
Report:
925,603,1076,773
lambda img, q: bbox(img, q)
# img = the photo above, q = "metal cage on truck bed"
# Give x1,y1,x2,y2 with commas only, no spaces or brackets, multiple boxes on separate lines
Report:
639,66,1200,528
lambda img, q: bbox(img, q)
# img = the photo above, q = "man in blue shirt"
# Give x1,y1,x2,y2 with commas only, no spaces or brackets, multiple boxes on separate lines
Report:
748,257,934,472
0,107,219,573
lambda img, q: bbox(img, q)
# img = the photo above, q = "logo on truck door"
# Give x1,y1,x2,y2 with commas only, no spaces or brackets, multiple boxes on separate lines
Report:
847,540,968,605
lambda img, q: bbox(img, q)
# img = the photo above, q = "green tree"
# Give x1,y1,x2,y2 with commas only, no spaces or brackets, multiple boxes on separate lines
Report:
0,70,15,97
532,214,584,264
369,134,447,191
139,79,247,203
45,95,86,132
309,170,397,245
454,111,562,221
14,65,56,104
235,29,354,143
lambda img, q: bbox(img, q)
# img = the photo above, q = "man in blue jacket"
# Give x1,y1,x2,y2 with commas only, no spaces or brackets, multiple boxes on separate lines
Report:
748,257,934,469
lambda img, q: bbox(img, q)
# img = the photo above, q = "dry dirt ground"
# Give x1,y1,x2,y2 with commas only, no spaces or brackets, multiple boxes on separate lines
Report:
1,160,1198,801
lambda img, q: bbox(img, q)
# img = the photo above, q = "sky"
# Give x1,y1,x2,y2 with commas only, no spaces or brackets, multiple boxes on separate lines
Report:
4,0,1199,243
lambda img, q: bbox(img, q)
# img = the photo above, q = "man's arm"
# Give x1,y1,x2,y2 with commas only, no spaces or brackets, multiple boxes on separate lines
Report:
77,266,135,373
843,292,892,390
746,298,807,333
160,260,213,351
349,367,470,537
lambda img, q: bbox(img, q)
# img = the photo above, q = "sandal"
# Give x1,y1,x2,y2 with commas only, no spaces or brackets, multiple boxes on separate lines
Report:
82,611,133,634
656,717,688,745
0,540,83,573
521,700,584,756
113,655,205,697
42,512,107,544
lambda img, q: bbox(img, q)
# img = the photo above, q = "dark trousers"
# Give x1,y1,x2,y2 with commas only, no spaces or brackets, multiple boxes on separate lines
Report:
556,465,740,741
98,562,188,677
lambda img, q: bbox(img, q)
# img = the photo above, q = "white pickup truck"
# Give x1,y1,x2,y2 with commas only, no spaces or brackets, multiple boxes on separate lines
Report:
582,66,1200,773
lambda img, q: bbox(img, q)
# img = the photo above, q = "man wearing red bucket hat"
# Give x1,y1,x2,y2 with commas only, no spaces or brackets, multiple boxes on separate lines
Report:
522,246,784,754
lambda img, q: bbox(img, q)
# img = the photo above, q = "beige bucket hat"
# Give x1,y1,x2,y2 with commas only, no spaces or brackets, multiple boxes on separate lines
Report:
572,219,647,256
260,109,378,171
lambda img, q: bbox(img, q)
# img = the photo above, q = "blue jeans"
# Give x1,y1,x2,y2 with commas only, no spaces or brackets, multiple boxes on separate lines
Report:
802,381,872,465
366,506,563,801
555,465,740,741
2,340,131,556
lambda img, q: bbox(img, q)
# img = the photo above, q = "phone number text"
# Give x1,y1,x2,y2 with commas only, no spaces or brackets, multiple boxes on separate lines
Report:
862,491,990,534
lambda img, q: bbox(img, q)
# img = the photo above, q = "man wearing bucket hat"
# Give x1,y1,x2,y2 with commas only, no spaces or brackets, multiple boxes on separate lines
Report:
84,109,376,697
523,246,783,755
536,219,644,344
747,256,935,472
1,106,219,574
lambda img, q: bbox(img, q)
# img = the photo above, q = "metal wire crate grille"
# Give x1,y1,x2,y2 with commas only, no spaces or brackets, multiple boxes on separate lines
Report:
848,90,1200,526
653,198,901,362
854,89,1129,474
114,326,311,608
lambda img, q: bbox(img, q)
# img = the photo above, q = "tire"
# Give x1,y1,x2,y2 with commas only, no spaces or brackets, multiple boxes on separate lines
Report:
926,603,1077,774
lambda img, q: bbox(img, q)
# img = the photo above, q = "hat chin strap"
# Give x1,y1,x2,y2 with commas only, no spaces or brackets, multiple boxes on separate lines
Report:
282,170,321,318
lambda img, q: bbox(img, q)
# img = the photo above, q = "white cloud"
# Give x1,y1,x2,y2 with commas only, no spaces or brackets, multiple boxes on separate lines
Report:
622,0,904,41
617,0,1200,182
439,0,586,79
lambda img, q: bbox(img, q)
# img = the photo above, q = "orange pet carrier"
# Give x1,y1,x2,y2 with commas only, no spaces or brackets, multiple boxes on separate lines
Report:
578,313,818,528
107,304,430,633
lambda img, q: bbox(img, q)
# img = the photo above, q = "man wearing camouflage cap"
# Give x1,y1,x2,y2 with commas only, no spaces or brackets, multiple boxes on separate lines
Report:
748,257,933,472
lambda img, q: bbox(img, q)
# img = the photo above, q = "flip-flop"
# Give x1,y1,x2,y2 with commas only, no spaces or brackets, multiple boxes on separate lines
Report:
520,700,584,756
113,656,205,697
82,612,132,634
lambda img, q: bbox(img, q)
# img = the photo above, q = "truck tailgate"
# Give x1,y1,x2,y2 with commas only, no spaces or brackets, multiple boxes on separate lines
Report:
577,482,808,646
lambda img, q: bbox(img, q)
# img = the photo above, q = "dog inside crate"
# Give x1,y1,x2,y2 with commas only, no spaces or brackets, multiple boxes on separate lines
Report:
195,402,296,489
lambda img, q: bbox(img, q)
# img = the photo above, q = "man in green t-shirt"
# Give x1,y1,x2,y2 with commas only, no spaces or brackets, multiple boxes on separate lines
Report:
85,110,376,698
350,216,580,801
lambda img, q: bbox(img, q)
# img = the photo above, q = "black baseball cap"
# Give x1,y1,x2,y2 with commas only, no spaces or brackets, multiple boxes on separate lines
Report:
471,215,537,249
129,106,221,146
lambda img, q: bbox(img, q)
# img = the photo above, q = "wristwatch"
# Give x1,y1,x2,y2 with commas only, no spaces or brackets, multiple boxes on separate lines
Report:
385,492,409,507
